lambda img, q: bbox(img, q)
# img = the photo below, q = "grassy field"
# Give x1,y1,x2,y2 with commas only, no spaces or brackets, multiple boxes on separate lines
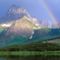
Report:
1,42,60,51
0,51,60,56
0,43,60,57
0,39,60,56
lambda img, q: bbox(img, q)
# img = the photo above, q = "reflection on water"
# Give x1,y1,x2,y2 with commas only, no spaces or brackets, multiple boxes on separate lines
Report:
0,56,60,60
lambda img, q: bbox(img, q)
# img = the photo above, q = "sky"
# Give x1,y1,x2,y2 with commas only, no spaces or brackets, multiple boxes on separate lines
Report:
0,0,60,24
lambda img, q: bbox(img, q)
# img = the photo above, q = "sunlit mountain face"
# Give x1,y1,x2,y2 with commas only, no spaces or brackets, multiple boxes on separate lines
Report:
0,5,60,48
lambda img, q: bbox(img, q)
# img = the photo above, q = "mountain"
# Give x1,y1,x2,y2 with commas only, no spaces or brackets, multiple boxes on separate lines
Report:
6,16,39,39
0,15,41,48
0,5,60,48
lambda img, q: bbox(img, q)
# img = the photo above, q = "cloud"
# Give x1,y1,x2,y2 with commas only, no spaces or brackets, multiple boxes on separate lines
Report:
1,23,12,27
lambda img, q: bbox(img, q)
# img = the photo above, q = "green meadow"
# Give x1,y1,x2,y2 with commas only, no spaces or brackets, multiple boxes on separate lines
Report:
0,51,60,56
0,40,60,56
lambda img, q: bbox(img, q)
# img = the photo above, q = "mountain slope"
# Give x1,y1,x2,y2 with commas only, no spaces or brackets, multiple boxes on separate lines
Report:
6,16,38,38
0,5,60,48
0,15,41,48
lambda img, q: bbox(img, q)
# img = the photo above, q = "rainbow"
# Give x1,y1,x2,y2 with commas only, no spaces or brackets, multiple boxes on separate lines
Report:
40,0,59,28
